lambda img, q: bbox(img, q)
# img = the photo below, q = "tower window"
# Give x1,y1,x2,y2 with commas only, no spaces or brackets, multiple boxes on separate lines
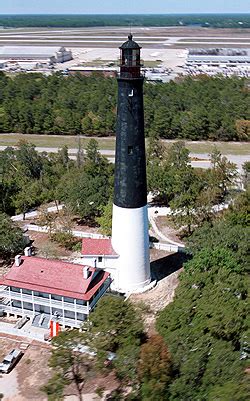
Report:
128,146,134,155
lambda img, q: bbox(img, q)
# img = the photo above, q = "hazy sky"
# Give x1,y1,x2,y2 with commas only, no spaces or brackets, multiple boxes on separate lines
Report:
0,0,249,15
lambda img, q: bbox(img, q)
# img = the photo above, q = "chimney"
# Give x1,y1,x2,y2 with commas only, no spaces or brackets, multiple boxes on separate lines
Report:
24,247,32,257
83,266,89,280
15,255,22,267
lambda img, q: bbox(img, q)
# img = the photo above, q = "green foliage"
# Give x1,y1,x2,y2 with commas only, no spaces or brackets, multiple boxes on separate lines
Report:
41,373,65,401
187,208,249,271
50,231,79,250
48,330,96,401
138,335,173,400
86,295,145,384
156,202,249,400
0,213,25,259
147,140,239,234
207,379,250,401
0,140,72,216
0,138,113,224
57,141,113,222
96,201,113,236
89,296,144,352
184,247,242,273
0,14,249,28
0,73,248,140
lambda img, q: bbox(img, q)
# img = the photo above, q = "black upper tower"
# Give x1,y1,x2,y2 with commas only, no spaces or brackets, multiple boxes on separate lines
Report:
114,34,147,209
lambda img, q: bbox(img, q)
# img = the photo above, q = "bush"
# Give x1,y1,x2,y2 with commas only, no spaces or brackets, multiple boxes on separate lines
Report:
50,231,78,250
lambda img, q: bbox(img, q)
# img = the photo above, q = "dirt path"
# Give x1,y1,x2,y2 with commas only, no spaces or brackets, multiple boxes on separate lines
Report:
130,250,186,333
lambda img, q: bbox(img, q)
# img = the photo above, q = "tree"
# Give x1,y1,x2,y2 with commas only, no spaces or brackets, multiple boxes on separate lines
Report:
156,201,248,400
96,201,113,236
146,135,167,196
46,330,96,401
86,296,145,384
138,335,173,400
0,213,25,259
57,140,113,222
15,140,43,180
242,161,250,189
41,373,65,401
37,205,57,235
57,145,70,169
235,119,250,141
57,167,111,222
12,179,40,220
85,138,102,166
187,200,249,271
209,147,238,197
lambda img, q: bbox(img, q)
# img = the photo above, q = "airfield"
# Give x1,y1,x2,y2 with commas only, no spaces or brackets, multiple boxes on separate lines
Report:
0,26,249,72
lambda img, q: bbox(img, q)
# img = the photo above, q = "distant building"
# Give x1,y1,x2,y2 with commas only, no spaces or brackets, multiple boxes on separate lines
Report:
68,66,118,77
0,46,72,64
187,48,250,66
0,255,111,328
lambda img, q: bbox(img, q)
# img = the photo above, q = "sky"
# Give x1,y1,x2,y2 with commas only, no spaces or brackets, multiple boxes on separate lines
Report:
0,0,249,15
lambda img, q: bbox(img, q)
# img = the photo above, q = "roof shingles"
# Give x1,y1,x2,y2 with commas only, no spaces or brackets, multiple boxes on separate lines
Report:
82,238,118,257
0,257,110,301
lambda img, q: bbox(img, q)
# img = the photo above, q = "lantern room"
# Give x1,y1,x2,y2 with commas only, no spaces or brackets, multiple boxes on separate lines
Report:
119,34,142,78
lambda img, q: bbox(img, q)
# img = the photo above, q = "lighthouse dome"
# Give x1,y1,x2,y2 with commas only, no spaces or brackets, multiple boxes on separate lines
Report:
120,34,141,49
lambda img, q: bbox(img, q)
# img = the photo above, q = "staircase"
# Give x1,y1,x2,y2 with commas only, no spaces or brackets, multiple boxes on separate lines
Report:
32,313,50,329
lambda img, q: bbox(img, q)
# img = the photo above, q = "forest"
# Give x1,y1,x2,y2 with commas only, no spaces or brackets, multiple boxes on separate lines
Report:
0,72,249,141
0,137,244,258
0,141,248,399
41,190,249,401
0,14,249,28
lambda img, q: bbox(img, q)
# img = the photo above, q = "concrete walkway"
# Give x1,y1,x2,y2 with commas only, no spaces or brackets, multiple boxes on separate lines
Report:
0,321,47,343
148,206,184,247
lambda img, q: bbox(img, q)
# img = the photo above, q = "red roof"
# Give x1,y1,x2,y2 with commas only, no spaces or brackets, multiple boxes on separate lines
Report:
82,238,118,256
0,257,110,301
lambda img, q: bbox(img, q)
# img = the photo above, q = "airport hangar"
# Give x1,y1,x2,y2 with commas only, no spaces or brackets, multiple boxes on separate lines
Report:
187,48,250,67
0,46,72,64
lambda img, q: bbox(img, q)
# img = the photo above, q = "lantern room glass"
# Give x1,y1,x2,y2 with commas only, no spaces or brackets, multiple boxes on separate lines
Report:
121,49,140,67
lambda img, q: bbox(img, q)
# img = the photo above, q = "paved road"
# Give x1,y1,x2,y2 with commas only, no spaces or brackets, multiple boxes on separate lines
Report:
1,145,248,171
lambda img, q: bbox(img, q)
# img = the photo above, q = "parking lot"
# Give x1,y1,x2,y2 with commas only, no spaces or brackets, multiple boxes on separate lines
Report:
0,335,51,400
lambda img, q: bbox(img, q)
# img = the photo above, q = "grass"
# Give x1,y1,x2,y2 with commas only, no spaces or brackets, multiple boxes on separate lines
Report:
0,133,249,155
143,60,162,68
0,133,115,151
161,140,250,155
78,59,118,66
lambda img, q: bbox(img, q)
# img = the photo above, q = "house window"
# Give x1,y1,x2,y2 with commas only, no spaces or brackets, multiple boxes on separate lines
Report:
10,287,20,293
128,146,133,155
98,256,103,263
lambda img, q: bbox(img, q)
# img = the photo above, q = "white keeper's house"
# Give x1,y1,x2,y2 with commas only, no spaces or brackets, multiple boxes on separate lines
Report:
0,254,111,328
80,238,119,290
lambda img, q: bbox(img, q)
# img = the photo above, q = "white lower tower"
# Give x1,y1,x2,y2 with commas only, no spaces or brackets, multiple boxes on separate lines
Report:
111,34,151,293
112,205,151,292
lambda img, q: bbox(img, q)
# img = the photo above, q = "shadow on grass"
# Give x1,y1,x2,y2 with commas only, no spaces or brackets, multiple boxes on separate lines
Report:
151,251,190,282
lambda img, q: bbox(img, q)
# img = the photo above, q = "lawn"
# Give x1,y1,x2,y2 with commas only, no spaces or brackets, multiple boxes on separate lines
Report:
0,134,249,155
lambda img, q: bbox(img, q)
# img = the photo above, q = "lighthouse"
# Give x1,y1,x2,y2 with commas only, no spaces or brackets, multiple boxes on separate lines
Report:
111,34,151,293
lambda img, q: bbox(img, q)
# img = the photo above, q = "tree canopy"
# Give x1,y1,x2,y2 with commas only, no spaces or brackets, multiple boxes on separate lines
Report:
0,72,249,141
156,197,249,400
0,213,25,259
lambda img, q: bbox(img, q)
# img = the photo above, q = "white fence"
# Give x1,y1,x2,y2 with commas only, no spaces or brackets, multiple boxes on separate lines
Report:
24,225,185,251
24,224,107,239
150,242,185,253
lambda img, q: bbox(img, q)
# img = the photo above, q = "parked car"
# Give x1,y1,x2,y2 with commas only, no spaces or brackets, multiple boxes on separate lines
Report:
0,349,23,373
